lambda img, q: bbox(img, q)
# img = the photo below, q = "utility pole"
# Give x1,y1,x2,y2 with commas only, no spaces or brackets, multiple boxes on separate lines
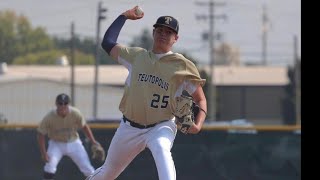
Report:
70,22,75,105
195,0,226,121
93,1,107,120
262,4,270,66
294,35,300,125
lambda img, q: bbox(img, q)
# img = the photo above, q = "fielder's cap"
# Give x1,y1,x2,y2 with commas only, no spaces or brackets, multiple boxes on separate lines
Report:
56,93,70,104
153,16,179,34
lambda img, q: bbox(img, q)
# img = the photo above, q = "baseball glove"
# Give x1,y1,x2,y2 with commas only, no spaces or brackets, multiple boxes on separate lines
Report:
173,94,200,134
91,142,105,162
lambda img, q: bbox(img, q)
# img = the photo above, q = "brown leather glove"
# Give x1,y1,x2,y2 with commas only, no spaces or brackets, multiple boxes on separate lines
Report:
91,142,105,162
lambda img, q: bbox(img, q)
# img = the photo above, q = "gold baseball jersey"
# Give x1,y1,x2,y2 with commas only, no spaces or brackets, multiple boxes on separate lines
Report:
118,46,206,125
37,106,86,142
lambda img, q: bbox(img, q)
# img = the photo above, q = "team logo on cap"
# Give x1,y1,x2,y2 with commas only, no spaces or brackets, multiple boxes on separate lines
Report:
164,17,172,25
61,95,67,101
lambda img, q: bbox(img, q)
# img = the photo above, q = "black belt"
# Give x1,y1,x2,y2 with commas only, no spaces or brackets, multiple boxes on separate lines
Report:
123,116,167,129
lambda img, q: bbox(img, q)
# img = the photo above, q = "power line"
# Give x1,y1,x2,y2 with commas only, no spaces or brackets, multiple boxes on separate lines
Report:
93,1,107,120
195,0,226,121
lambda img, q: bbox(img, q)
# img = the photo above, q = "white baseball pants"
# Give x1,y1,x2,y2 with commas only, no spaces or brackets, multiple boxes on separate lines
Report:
44,138,94,177
87,119,177,180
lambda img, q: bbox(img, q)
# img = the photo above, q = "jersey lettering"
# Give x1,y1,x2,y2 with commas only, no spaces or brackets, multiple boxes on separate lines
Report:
138,73,169,91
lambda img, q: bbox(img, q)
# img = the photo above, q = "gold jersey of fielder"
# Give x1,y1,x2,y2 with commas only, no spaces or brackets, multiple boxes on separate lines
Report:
37,106,86,142
118,46,206,125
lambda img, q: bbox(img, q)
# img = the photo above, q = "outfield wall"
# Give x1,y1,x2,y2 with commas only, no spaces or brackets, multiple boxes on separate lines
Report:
0,125,301,180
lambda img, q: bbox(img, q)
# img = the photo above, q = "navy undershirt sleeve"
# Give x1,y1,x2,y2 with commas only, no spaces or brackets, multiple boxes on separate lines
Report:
101,15,127,55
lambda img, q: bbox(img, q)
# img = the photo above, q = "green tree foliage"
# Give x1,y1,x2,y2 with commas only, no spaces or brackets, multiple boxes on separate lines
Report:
72,50,95,65
12,50,64,65
129,28,153,50
1,9,202,66
0,10,54,64
53,36,95,55
283,59,301,124
53,35,116,65
12,49,94,65
0,10,98,65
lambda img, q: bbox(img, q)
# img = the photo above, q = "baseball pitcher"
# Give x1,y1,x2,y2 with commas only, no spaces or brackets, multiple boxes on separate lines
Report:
86,6,207,180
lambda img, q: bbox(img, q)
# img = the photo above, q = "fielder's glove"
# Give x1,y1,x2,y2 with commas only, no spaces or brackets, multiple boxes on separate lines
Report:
91,142,105,162
173,94,201,134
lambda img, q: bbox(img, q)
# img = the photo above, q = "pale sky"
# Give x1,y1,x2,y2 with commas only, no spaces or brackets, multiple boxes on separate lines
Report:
0,0,301,66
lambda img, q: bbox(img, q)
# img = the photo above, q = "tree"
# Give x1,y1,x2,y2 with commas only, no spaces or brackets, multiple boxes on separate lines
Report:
12,49,95,65
129,28,153,50
0,10,54,64
283,59,301,124
214,42,240,66
53,36,95,55
53,35,116,65
0,11,15,63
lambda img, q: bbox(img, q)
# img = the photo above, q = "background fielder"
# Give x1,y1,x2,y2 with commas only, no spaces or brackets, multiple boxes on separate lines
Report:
37,93,100,180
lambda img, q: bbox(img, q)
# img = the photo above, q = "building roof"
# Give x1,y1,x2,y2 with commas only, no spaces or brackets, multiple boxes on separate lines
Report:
0,65,289,86
201,65,289,85
0,65,128,85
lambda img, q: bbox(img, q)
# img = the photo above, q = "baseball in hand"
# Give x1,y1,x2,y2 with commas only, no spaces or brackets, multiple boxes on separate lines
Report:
135,6,143,16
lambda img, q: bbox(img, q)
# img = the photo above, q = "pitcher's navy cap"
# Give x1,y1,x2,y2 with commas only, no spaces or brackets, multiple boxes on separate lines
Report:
153,16,179,34
56,93,70,103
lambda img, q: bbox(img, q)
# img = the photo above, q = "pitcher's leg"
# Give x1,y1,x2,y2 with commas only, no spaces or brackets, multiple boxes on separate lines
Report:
147,122,177,180
88,122,146,180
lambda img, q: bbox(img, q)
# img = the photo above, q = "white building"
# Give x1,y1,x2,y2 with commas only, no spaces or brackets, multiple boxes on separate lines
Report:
0,65,288,125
